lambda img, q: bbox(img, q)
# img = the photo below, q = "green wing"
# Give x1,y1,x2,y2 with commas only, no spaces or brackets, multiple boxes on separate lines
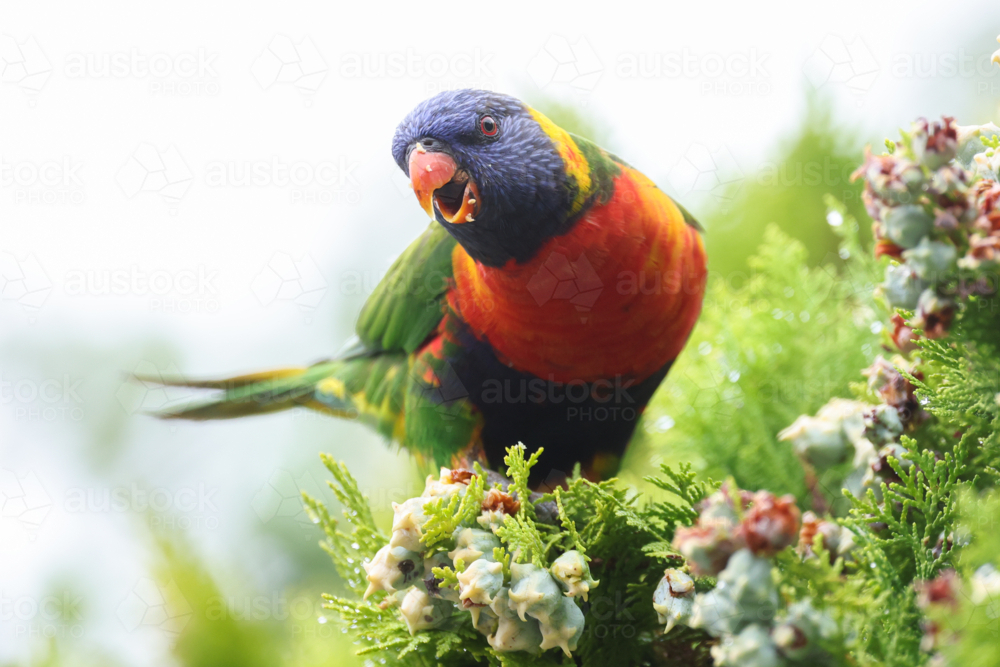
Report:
355,222,457,354
151,222,479,467
314,222,478,463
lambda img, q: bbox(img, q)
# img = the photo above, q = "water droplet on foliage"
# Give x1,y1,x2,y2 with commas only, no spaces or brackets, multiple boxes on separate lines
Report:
651,415,675,432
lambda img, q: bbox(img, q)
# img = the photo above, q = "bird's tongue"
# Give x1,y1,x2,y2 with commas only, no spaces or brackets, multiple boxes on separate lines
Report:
408,149,457,218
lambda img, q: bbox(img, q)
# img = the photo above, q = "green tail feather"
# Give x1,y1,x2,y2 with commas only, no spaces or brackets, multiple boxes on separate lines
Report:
145,361,339,420
137,222,482,467
146,356,409,440
141,367,316,391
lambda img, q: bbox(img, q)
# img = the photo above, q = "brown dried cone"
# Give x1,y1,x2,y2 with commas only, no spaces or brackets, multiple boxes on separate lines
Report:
797,511,855,563
482,488,520,515
912,291,955,339
914,570,960,610
672,521,742,577
911,116,958,170
736,491,801,557
448,468,476,485
863,356,926,428
672,485,748,576
914,569,961,653
478,488,521,532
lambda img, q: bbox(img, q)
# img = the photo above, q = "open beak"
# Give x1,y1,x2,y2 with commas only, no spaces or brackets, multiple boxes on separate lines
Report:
407,144,480,224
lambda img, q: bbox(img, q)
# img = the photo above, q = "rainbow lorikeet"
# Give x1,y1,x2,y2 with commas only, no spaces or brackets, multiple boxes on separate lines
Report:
155,90,707,485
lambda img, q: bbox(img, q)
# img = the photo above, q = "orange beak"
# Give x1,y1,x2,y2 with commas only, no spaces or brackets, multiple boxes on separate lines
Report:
407,144,480,224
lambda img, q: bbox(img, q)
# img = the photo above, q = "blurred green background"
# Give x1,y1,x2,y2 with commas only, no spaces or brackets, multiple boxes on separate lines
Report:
3,6,999,666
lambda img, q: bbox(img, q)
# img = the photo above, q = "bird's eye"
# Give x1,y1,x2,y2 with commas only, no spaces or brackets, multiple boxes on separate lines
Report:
479,115,499,137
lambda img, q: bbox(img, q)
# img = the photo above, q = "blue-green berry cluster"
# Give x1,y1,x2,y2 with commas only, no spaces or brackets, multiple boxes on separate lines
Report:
779,396,905,501
361,467,596,658
858,117,1000,341
661,485,843,666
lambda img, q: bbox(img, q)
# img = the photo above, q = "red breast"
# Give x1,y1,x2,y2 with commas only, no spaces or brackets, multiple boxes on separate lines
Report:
448,167,707,383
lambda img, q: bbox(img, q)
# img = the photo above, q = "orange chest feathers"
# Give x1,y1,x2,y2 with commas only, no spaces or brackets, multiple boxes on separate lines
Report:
448,167,707,384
